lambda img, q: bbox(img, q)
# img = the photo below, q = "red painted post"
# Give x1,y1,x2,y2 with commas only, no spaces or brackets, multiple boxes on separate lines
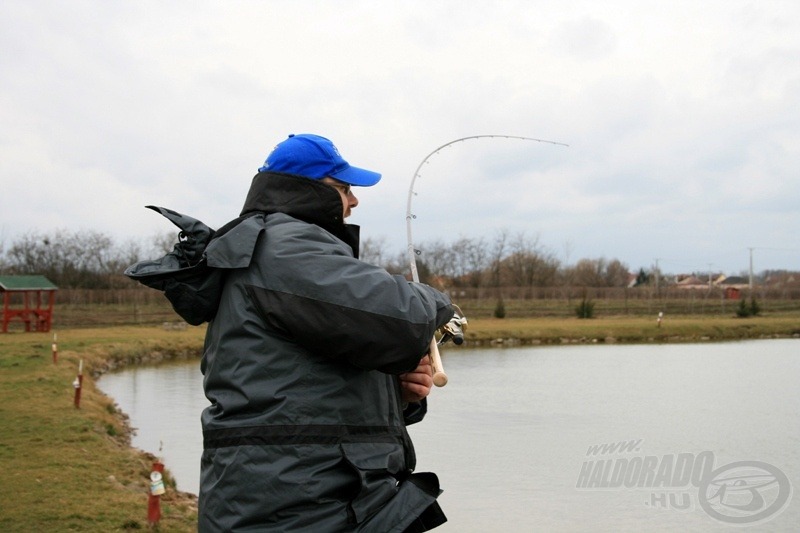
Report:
73,359,83,408
148,462,166,526
2,291,9,333
23,291,30,332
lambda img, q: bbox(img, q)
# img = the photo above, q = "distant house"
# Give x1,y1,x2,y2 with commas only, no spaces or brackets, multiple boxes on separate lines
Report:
716,275,748,287
675,275,709,290
764,272,800,289
715,275,749,300
0,275,58,333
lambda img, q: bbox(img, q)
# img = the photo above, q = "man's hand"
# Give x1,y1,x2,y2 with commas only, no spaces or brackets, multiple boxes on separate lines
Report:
399,355,433,403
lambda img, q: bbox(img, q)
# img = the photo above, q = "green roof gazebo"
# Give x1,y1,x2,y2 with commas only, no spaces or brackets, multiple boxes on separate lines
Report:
0,275,58,333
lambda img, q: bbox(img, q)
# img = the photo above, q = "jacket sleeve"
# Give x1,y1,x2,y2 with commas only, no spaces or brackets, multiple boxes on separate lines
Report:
246,221,454,374
403,399,427,426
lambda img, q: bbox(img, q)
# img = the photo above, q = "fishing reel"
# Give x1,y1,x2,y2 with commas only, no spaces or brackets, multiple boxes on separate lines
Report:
438,304,468,346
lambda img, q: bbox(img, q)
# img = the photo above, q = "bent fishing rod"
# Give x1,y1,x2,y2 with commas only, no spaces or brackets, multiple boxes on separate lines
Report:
406,135,569,386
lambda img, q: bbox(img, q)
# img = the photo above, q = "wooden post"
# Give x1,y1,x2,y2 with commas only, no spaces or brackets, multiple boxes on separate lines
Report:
46,290,55,332
2,291,9,333
73,359,83,408
148,462,165,526
22,291,30,332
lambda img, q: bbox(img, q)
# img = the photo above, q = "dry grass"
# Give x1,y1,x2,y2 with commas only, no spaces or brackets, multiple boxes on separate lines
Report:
459,314,800,346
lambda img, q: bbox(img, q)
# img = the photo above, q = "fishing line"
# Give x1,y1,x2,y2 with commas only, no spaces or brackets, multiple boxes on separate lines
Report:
405,135,569,283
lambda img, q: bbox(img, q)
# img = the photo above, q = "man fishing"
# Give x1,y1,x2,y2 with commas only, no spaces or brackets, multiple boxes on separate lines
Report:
190,133,454,531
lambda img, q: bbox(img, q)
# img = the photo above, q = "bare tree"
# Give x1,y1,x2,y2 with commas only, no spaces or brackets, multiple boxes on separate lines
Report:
488,229,509,288
384,249,412,276
570,257,631,287
604,259,631,287
450,236,488,288
416,239,455,283
106,238,144,276
560,239,577,301
503,231,559,290
151,231,178,256
571,258,605,287
0,239,6,273
360,236,389,267
2,229,154,288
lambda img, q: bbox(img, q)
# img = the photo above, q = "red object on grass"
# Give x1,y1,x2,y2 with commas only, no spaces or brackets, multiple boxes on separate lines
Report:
148,462,165,526
73,360,83,409
0,275,58,333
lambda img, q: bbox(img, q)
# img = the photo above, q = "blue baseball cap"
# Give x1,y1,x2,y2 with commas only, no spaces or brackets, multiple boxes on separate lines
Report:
258,134,381,187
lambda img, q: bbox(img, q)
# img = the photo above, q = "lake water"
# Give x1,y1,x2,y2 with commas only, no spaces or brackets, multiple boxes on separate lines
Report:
99,339,799,532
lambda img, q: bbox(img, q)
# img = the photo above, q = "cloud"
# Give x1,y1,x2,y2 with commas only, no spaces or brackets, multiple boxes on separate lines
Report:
1,0,799,274
553,16,617,61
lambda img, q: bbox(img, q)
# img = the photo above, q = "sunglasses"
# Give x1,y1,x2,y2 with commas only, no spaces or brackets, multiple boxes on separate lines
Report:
329,182,353,196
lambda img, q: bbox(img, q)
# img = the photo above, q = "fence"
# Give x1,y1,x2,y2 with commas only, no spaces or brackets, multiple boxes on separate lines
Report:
38,285,800,329
48,288,178,329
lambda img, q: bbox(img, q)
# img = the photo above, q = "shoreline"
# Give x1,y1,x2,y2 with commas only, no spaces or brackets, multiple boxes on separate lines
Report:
462,331,800,348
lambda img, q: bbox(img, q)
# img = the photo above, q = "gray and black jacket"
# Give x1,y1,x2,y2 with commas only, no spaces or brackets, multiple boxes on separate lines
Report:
127,172,454,531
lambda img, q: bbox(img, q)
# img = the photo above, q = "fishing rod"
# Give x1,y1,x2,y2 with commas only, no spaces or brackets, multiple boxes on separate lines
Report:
406,135,569,386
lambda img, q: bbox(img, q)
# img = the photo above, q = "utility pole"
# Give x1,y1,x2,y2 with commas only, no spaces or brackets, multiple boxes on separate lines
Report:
748,247,754,291
654,258,660,296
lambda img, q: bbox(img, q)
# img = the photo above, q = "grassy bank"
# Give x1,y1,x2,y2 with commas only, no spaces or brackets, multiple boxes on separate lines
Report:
1,314,798,531
0,327,205,532
460,314,800,346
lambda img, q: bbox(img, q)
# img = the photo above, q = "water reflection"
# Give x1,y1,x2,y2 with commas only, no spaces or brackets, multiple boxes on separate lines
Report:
99,339,800,532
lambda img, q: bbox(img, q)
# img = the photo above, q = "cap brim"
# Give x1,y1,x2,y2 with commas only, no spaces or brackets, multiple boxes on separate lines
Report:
331,165,382,187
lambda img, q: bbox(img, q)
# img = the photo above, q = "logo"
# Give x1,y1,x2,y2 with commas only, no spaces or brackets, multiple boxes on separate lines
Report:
577,440,792,525
699,460,792,525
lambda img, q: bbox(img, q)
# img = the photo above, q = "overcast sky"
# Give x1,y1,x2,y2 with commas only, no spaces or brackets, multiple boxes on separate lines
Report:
1,1,798,275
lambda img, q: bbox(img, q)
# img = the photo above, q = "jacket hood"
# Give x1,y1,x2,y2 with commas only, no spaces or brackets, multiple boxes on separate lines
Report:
240,171,360,256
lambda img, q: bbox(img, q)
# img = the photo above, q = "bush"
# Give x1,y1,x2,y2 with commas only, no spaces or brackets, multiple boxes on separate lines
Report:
493,298,506,319
575,296,595,319
736,297,761,318
736,298,750,317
